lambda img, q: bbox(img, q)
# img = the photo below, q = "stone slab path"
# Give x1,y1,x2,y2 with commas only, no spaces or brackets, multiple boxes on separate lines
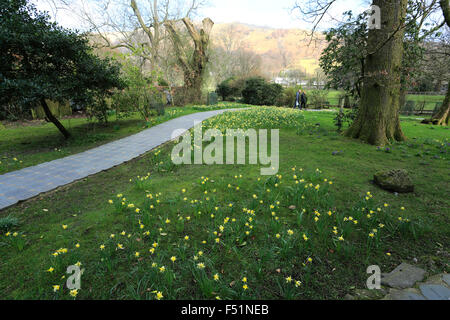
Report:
383,273,450,300
345,263,450,300
0,109,242,211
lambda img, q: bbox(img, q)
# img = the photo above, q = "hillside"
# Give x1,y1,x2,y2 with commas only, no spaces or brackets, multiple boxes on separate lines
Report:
92,22,328,78
211,22,327,76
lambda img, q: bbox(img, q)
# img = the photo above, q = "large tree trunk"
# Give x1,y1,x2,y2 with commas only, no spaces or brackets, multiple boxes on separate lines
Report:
165,18,214,104
41,98,71,139
429,0,450,125
184,71,203,104
432,82,449,125
345,0,408,146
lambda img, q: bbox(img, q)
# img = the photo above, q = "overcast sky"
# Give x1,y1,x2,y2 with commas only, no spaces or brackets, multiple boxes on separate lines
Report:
199,0,369,29
33,0,370,31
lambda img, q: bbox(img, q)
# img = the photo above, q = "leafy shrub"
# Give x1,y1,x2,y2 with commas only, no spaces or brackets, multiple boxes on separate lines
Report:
111,59,164,119
173,87,205,106
216,78,234,101
242,77,283,106
111,91,135,119
276,86,302,107
86,95,110,124
308,90,329,109
0,103,25,121
157,77,169,87
0,0,124,135
146,93,165,117
334,105,359,132
0,216,19,232
216,77,246,101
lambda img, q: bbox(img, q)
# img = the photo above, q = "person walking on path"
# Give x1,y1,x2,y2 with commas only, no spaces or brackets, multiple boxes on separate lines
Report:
300,90,308,110
164,89,173,106
295,89,301,109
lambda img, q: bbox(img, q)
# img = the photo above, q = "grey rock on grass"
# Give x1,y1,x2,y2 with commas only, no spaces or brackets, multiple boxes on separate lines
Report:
381,263,426,289
374,169,414,193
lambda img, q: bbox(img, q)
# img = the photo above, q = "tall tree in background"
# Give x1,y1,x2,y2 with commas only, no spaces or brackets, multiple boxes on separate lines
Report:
431,0,450,125
48,0,207,73
320,1,445,101
295,0,409,145
165,18,214,103
0,0,124,139
295,0,448,143
319,11,369,99
399,0,446,111
346,0,408,145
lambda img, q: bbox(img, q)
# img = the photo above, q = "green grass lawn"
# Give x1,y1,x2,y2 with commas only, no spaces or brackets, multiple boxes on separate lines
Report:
322,90,444,110
325,90,343,106
0,103,249,175
405,94,446,111
0,107,448,300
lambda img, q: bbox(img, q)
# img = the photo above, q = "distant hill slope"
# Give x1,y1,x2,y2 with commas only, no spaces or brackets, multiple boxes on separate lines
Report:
91,22,327,78
211,22,327,76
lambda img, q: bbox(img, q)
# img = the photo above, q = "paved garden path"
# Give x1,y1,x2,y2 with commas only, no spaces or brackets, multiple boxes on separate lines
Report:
0,108,243,210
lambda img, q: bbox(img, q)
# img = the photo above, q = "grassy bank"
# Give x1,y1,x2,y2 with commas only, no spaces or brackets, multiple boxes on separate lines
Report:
322,90,444,110
0,107,448,300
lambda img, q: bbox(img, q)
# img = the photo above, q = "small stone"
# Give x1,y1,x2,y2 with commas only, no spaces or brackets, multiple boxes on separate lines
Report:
413,258,418,263
381,263,427,289
374,169,414,193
